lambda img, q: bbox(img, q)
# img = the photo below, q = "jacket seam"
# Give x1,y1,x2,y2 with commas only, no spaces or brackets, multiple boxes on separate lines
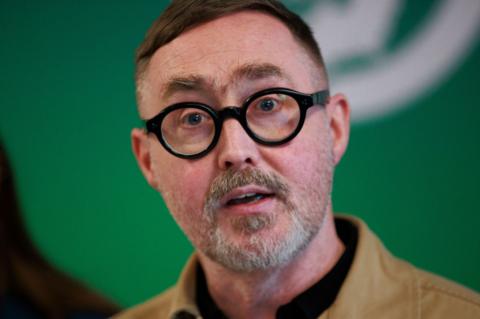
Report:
421,282,480,308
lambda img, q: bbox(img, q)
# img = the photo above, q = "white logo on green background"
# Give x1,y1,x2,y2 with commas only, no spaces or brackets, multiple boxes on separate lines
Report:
304,0,480,122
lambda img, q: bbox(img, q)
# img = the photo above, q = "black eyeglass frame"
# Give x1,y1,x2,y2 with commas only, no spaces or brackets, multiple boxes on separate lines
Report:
145,87,330,159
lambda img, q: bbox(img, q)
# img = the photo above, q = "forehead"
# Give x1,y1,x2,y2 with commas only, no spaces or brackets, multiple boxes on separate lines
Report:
140,11,320,116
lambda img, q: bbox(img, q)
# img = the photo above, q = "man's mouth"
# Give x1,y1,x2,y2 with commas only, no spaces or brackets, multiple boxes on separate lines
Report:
226,192,274,206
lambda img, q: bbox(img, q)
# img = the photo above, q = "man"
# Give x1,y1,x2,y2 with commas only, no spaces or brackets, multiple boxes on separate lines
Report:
116,1,480,318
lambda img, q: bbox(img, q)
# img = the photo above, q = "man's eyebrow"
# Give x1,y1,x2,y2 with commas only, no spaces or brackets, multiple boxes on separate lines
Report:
231,63,291,83
162,75,207,100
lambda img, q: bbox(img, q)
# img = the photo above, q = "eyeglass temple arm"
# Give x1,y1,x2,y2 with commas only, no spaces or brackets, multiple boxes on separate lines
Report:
312,90,330,106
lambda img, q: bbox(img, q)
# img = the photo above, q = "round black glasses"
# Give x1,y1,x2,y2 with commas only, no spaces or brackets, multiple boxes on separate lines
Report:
145,87,330,159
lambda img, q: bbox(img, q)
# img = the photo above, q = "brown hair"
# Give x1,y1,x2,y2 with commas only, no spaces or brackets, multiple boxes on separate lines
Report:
135,0,328,95
0,142,119,318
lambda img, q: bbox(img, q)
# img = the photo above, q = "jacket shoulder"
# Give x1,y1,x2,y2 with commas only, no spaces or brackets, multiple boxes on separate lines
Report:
112,287,176,319
414,268,480,318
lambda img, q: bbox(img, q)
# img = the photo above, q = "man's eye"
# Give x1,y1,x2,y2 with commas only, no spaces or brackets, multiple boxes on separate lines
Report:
181,113,204,126
258,99,277,112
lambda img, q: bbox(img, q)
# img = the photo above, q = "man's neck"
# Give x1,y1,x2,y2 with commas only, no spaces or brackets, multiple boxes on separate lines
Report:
197,212,345,319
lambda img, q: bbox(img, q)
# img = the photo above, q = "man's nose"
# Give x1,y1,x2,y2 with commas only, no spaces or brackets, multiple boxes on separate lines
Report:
215,118,260,170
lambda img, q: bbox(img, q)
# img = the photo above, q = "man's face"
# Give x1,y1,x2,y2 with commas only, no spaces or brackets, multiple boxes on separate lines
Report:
133,12,349,272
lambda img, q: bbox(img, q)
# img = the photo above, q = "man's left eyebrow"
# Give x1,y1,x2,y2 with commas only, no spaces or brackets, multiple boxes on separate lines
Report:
230,63,292,84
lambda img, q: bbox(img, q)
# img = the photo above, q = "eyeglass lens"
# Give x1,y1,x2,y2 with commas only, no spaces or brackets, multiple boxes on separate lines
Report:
246,93,300,142
161,107,216,155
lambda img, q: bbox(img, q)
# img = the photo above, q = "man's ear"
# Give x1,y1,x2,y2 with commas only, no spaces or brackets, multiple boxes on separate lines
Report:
131,128,158,189
325,93,350,166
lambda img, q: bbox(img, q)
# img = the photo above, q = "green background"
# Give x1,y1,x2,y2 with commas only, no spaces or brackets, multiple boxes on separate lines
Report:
1,0,478,308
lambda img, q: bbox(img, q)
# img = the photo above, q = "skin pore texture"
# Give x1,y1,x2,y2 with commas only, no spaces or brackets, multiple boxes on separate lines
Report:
132,11,350,319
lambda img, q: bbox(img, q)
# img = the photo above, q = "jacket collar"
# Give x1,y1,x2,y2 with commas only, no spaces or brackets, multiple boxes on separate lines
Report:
323,215,417,319
167,255,201,318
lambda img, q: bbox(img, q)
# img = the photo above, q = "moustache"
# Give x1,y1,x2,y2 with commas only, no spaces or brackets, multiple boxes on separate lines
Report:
204,167,289,213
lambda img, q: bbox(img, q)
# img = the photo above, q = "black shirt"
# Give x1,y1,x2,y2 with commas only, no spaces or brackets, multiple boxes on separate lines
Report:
196,218,358,319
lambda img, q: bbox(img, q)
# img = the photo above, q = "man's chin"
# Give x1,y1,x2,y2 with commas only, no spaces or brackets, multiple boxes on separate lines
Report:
232,215,275,234
216,213,290,247
202,220,311,272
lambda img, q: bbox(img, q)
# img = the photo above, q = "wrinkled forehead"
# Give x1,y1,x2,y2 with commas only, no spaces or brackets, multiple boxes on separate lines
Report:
137,11,323,117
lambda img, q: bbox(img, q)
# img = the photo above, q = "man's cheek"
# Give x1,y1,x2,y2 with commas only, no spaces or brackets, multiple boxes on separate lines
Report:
168,180,207,214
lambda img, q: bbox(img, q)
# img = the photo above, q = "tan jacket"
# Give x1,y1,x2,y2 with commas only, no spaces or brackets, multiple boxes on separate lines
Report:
114,216,480,318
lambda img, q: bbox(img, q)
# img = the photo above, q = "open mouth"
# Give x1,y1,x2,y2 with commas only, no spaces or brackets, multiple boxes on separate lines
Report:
226,193,274,206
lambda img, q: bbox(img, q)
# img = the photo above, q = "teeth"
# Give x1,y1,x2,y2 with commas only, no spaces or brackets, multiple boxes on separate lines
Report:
233,193,257,200
227,193,270,206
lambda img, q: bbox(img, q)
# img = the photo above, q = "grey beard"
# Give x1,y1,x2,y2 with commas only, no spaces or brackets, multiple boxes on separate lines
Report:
207,209,315,272
201,167,320,273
